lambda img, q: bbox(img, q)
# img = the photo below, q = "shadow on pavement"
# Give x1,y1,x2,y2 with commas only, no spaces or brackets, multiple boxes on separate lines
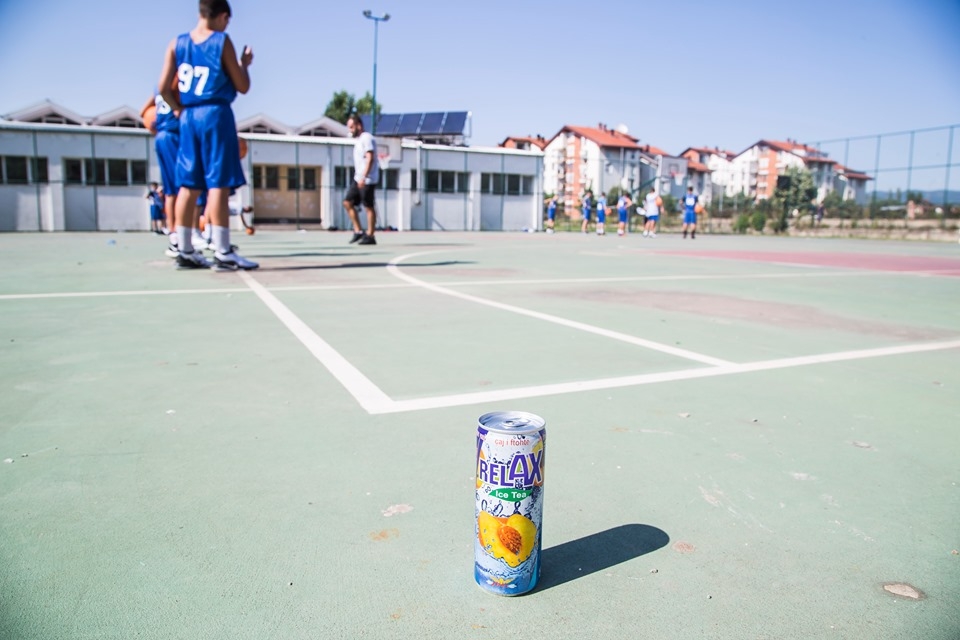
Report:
535,523,670,592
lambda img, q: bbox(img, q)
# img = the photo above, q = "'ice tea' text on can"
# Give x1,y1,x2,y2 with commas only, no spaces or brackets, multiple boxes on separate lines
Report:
475,411,546,596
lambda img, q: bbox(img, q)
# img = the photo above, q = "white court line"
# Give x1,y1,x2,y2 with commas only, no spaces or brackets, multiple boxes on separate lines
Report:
0,268,932,301
386,251,734,367
377,339,960,414
0,288,247,300
238,271,394,414
235,256,960,416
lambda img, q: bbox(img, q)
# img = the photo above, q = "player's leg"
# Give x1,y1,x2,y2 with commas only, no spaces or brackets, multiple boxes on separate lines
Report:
343,182,365,243
358,185,377,244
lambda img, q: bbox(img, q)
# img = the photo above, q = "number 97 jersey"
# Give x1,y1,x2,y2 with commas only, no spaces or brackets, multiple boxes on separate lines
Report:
175,32,237,107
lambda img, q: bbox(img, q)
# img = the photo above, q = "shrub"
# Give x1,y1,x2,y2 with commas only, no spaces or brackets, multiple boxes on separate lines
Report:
733,214,751,234
750,210,767,232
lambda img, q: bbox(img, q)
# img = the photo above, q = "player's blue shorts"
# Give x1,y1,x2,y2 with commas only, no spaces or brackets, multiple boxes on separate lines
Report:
150,204,164,221
547,209,556,221
582,208,591,221
177,103,246,191
618,208,628,223
197,191,207,208
646,213,659,222
155,130,179,195
597,207,606,223
684,211,697,225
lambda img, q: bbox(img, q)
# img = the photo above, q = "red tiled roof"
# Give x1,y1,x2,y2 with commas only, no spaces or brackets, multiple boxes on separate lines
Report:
637,143,670,157
835,164,873,181
687,160,710,173
500,136,548,150
802,156,837,165
682,146,737,159
561,125,641,149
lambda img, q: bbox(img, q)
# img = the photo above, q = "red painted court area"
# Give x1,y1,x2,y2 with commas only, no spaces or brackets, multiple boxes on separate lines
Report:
655,249,960,275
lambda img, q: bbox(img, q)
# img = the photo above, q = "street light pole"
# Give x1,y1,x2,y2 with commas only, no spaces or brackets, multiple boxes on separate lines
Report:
362,10,390,135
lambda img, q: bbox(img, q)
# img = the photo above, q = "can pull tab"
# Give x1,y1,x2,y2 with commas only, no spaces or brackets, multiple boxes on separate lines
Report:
502,418,529,428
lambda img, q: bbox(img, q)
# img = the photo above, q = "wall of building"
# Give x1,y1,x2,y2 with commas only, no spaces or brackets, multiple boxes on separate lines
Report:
0,123,542,233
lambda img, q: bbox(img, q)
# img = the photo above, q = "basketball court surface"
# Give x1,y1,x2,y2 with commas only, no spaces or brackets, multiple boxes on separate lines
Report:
1,230,958,639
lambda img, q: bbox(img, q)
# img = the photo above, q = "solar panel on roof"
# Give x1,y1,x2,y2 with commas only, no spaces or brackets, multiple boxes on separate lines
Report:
419,112,444,135
440,111,468,135
360,114,373,131
377,114,400,135
396,113,423,136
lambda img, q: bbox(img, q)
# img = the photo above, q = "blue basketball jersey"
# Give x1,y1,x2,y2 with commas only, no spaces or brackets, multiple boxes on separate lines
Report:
154,91,179,133
175,32,236,107
547,201,556,216
684,194,698,212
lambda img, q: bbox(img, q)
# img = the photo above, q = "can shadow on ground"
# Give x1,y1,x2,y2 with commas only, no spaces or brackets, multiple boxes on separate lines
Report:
534,524,670,592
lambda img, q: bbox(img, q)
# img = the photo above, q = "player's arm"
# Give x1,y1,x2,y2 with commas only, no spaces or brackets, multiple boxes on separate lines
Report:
359,150,375,184
158,40,181,111
222,36,252,94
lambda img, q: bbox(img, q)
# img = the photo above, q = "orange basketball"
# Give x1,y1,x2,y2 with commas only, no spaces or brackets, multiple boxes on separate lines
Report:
238,136,248,160
245,226,255,235
141,105,157,134
695,203,704,214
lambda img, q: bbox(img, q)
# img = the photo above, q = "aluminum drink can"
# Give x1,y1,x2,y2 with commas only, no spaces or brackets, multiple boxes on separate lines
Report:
475,411,546,596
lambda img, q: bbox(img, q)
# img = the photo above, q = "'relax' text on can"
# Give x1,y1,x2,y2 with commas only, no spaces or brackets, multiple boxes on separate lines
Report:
475,411,546,596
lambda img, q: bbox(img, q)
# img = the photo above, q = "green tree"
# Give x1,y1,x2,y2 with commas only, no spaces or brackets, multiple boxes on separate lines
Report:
324,90,383,124
772,167,816,233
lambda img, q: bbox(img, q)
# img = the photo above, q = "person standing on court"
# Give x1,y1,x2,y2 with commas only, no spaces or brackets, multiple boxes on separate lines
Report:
643,188,662,237
616,192,632,236
158,0,258,271
343,114,379,245
141,89,182,256
595,192,608,236
545,196,558,233
146,182,165,234
681,186,699,239
580,191,593,234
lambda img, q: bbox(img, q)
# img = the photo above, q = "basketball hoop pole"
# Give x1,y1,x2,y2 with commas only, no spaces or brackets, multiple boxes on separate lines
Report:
362,10,390,134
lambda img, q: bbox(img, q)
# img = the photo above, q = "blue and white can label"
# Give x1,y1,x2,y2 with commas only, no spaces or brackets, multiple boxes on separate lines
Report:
475,411,546,596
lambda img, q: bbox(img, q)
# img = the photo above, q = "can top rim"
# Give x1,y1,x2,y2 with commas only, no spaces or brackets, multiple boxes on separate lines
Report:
478,411,545,433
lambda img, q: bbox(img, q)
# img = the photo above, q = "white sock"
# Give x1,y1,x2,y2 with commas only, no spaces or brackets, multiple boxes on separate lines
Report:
212,225,231,254
176,226,193,253
169,231,179,246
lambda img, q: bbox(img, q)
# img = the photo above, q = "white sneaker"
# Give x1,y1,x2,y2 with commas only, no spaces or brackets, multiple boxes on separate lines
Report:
618,230,625,236
176,250,211,270
650,232,657,238
164,242,179,258
214,250,259,271
191,232,208,251
642,230,649,237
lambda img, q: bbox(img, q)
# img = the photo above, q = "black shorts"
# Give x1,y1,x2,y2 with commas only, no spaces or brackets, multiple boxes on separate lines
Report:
345,182,376,209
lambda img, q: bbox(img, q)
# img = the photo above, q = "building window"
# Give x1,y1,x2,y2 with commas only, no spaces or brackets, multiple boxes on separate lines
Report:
264,166,279,190
84,159,106,186
410,170,417,190
481,173,534,196
384,168,399,190
130,160,147,185
424,170,468,194
303,168,317,190
31,157,49,184
107,159,128,186
335,166,354,189
65,159,83,184
286,167,299,191
3,156,28,184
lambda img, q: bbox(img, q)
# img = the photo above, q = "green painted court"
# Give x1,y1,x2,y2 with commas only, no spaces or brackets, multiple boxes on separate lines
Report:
1,230,958,639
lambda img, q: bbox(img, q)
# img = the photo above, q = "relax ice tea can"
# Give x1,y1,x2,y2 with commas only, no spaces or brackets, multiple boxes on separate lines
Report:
475,411,546,596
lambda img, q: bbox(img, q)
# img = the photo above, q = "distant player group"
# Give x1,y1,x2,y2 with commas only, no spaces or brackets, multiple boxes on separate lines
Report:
142,0,381,273
545,186,701,238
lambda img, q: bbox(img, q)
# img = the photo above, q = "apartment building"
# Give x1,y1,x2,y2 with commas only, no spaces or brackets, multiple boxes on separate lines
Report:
729,139,871,203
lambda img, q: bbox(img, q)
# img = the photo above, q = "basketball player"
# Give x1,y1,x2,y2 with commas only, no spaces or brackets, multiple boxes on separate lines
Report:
141,90,182,256
158,0,257,270
643,188,662,237
616,192,632,236
595,192,607,235
545,196,557,233
343,114,379,245
682,186,698,239
580,191,593,234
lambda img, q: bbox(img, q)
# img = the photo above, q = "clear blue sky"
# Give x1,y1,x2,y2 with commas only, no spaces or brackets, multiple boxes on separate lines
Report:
1,0,958,158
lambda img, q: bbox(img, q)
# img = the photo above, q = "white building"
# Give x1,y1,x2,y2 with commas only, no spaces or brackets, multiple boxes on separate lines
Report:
0,102,543,232
729,139,871,202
